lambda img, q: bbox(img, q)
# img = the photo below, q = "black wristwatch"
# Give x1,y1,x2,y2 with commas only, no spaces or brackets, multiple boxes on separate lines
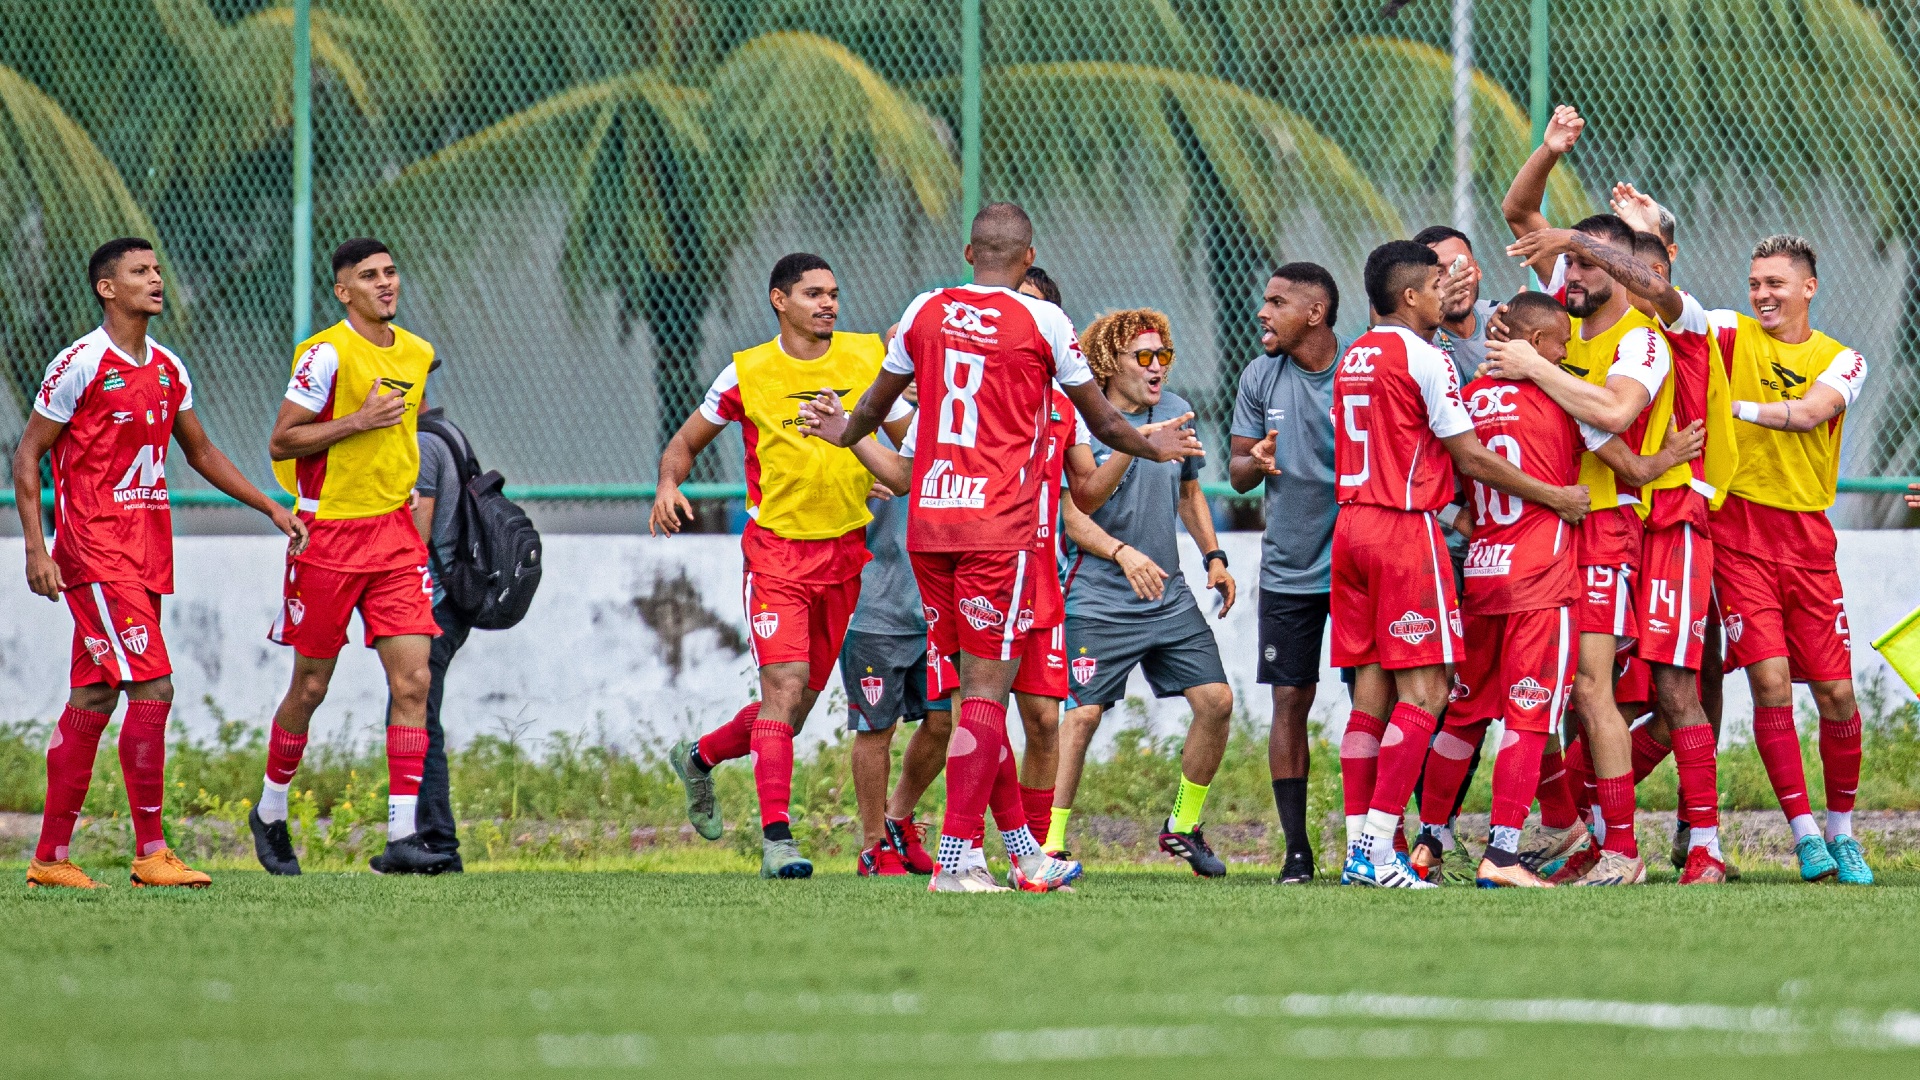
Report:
1204,549,1228,571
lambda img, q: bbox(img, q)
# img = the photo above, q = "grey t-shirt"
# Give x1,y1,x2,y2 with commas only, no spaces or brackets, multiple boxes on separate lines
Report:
1230,340,1347,594
1063,389,1205,623
415,428,461,608
849,431,924,636
1431,300,1498,566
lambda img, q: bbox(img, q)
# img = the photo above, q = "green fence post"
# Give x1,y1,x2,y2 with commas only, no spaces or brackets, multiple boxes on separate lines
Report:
960,0,981,282
291,0,313,347
1528,0,1550,221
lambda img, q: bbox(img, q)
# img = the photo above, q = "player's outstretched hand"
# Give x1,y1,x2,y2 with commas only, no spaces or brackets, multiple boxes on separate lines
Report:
1661,419,1706,465
1544,104,1584,155
25,547,64,600
1115,545,1169,601
798,389,851,446
355,380,407,431
1548,483,1591,525
1482,338,1554,383
1250,430,1282,477
1142,412,1203,463
1506,228,1579,266
1906,482,1920,510
1610,182,1663,237
650,484,694,537
272,506,311,556
1208,565,1236,618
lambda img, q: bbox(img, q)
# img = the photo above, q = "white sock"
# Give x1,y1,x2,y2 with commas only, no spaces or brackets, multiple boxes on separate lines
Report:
1344,814,1365,851
1001,826,1040,858
1427,823,1455,852
1688,824,1722,859
1489,825,1522,854
388,795,418,840
936,833,968,875
963,843,990,871
259,778,290,823
1361,809,1399,862
1788,813,1821,842
1825,810,1853,842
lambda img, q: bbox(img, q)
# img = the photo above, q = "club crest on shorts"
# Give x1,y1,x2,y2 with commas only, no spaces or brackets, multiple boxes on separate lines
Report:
1724,613,1744,643
752,611,780,639
1450,673,1470,702
83,637,111,664
1691,617,1707,641
860,676,884,706
1016,607,1035,634
1448,609,1463,638
1070,655,1098,685
119,624,149,656
959,595,1004,631
1508,677,1552,711
1263,644,1277,662
286,598,305,626
922,605,939,625
1389,611,1437,644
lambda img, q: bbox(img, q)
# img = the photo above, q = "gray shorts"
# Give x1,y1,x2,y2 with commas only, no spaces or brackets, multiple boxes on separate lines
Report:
1063,605,1228,711
841,630,945,732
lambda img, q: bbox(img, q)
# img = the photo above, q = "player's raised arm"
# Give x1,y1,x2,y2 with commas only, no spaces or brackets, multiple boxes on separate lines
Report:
173,409,308,555
1061,380,1201,464
1508,229,1684,326
1502,104,1584,272
11,413,66,600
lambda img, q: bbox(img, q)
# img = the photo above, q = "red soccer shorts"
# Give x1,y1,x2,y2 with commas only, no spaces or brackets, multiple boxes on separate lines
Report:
67,581,171,688
1637,521,1712,671
927,644,958,701
270,559,441,659
1011,621,1068,700
1615,656,1652,712
1576,563,1637,642
742,571,860,692
1450,606,1576,733
910,549,1040,663
1330,505,1461,671
1714,546,1852,682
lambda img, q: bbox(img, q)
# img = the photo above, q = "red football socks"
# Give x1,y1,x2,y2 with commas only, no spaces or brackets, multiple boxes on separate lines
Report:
1366,703,1439,819
1020,785,1054,848
986,724,1026,834
1819,712,1862,814
940,698,1007,855
1629,725,1671,783
1751,705,1811,820
266,721,308,785
1490,728,1549,832
35,705,110,863
1564,736,1598,825
1671,722,1720,831
386,724,429,799
119,699,171,856
749,718,795,831
1535,743,1579,829
1597,773,1638,858
697,702,759,769
1340,710,1387,818
1417,719,1486,828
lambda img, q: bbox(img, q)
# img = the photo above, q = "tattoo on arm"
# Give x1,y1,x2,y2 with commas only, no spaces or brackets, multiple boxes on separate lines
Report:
1570,234,1667,302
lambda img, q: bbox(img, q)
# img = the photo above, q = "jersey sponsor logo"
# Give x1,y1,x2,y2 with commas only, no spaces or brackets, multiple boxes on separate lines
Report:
959,595,1003,631
1339,346,1380,374
783,388,852,402
39,342,86,405
1559,361,1591,378
1508,676,1552,711
1467,384,1521,419
1389,611,1437,644
102,369,126,391
293,348,323,392
287,598,306,626
157,370,171,388
1723,612,1744,643
1070,654,1098,685
1647,617,1671,637
1463,541,1515,578
112,410,134,424
1767,361,1809,395
113,444,168,504
83,636,111,665
940,300,1000,337
917,459,988,510
751,611,781,639
145,409,156,425
860,676,885,706
119,624,150,656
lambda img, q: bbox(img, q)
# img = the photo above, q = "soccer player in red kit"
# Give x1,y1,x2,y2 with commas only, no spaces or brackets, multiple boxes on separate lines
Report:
1332,241,1588,889
803,202,1200,893
12,238,306,889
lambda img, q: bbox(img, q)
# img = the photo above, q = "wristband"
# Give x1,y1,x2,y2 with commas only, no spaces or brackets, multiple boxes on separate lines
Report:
1204,549,1228,570
1111,543,1128,561
1734,401,1760,423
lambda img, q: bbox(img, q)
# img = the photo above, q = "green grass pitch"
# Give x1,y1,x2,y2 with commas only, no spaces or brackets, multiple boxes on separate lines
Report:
6,865,1920,1079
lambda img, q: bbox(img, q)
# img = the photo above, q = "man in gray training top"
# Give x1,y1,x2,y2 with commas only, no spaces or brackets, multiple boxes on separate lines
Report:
1229,262,1347,885
398,401,467,871
1051,308,1236,878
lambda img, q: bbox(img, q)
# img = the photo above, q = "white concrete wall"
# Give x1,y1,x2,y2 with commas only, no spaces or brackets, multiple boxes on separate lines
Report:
3,532,1916,750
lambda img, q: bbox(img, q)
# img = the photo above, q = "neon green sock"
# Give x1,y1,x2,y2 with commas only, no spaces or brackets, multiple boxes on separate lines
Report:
1045,807,1072,852
1170,776,1210,834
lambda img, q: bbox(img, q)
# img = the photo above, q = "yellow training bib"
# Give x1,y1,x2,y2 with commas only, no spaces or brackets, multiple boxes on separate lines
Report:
1564,307,1661,511
273,320,434,520
1724,313,1852,512
733,333,886,540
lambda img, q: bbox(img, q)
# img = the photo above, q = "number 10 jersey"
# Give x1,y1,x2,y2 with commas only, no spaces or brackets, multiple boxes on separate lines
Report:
1459,375,1584,615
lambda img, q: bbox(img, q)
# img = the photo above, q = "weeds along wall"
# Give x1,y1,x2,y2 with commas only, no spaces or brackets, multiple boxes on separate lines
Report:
5,1,1920,514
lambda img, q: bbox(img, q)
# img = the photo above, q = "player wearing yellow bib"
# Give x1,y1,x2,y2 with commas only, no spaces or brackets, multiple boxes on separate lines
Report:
253,238,450,877
656,254,911,878
1708,235,1872,885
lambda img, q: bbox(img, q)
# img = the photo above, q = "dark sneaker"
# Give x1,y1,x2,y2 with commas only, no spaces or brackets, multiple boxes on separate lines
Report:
1158,825,1227,878
370,834,456,876
1276,848,1315,885
249,807,301,876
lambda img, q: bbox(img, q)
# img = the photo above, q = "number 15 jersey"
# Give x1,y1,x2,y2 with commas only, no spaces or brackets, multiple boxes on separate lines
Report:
1460,376,1587,615
1332,325,1473,512
882,284,1094,553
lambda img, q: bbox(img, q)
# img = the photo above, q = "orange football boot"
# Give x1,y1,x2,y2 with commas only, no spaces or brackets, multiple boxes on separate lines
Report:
130,848,211,888
27,859,107,889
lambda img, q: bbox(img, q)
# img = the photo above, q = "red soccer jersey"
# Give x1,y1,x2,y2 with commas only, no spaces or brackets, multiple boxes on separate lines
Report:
1643,291,1719,531
1459,376,1580,614
884,284,1094,552
34,328,194,593
1026,387,1089,629
1332,325,1473,512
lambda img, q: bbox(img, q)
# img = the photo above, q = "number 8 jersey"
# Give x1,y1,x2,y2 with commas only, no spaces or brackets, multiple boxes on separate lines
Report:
1459,375,1588,615
1331,326,1472,511
882,284,1094,552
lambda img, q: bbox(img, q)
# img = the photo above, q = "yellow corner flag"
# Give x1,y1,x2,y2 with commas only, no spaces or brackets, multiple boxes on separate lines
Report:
1871,605,1920,696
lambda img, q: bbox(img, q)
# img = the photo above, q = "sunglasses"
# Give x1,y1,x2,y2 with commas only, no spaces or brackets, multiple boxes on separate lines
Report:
1129,348,1175,368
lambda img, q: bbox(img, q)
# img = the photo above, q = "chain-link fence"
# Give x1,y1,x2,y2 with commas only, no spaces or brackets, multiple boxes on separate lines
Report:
6,1,1920,517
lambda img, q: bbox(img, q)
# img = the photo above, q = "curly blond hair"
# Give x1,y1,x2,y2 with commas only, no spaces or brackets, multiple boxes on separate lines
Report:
1081,308,1173,385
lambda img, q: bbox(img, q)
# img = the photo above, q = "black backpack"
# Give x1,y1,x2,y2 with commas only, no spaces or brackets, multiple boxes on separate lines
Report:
416,408,542,630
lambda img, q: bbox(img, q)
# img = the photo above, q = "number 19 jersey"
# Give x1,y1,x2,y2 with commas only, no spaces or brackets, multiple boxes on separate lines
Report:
1460,376,1582,615
1332,326,1473,512
882,284,1094,552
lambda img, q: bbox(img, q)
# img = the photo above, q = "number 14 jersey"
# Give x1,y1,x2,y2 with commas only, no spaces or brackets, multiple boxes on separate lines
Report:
1460,375,1584,615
